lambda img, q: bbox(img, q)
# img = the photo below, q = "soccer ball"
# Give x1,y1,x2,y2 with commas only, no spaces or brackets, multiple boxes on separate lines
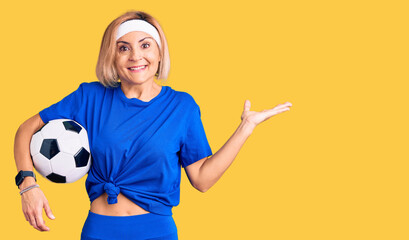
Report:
30,119,91,183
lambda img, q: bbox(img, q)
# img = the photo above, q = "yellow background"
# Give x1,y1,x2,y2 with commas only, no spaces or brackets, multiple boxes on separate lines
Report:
2,0,408,239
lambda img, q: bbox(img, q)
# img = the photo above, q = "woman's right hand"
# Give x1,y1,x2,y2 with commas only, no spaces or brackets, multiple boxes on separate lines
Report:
20,180,55,231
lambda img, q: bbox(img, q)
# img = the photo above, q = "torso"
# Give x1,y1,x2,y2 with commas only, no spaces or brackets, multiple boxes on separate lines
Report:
90,193,150,216
89,82,158,217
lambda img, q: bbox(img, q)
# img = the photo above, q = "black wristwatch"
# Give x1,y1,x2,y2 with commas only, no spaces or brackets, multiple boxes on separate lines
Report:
15,170,36,188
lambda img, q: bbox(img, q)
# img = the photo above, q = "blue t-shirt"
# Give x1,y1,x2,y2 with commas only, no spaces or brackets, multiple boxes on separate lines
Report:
39,81,213,216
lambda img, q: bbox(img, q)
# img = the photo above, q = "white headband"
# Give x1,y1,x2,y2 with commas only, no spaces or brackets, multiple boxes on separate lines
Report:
116,19,162,49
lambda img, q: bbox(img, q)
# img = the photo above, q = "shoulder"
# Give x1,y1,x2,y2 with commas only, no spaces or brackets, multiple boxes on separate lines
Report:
168,87,199,109
78,81,106,90
77,81,115,94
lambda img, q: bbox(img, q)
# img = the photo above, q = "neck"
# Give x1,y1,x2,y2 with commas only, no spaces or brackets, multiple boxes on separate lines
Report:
120,80,161,102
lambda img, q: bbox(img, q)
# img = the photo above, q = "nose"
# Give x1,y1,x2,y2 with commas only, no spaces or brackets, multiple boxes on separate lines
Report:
129,49,143,61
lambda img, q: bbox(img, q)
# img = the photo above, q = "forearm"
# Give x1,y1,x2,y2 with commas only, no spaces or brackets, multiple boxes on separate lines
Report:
197,120,255,192
14,115,43,189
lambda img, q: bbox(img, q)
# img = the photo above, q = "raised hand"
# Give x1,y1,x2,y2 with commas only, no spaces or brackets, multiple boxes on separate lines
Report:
241,100,292,130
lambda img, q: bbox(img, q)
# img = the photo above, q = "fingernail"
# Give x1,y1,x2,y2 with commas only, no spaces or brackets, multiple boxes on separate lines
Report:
51,214,55,219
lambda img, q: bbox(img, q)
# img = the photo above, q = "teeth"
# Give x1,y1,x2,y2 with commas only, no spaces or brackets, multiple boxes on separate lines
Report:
130,66,146,70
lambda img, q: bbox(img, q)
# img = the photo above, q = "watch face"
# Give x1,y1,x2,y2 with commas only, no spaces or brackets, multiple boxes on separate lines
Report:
16,171,24,186
16,171,35,187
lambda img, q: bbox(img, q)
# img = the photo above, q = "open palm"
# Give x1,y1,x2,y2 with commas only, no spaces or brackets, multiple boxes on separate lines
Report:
241,100,292,129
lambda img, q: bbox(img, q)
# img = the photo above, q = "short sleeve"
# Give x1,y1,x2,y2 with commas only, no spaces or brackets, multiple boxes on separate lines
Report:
179,104,213,168
39,83,85,124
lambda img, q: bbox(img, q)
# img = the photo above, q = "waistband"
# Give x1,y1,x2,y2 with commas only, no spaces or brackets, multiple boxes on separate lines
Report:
81,210,178,240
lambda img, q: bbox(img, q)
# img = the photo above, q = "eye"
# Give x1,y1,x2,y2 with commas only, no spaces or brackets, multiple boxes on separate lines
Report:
141,43,150,49
119,45,129,52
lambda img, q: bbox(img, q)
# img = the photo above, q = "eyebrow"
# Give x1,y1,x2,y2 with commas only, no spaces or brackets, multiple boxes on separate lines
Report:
116,37,153,44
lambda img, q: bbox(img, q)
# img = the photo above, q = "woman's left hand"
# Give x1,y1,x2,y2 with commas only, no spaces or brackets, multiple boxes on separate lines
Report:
241,100,292,131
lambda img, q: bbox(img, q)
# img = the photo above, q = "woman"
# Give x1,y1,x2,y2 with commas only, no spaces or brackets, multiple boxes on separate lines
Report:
14,11,292,239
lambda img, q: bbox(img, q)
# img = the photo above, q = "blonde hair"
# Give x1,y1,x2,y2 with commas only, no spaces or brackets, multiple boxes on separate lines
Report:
96,11,170,88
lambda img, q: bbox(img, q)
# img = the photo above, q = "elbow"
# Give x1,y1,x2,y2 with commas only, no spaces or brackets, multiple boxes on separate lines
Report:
197,187,209,193
194,183,210,193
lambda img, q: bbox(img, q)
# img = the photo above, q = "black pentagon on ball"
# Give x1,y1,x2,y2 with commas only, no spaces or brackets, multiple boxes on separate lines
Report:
74,147,90,167
63,120,82,134
40,139,60,159
46,173,66,183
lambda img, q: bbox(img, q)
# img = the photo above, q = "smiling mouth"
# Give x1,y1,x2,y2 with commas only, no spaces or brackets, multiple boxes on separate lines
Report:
130,65,146,70
128,65,147,71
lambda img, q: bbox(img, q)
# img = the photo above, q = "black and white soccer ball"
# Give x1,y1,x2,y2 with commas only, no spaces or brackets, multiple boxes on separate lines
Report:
30,119,91,183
